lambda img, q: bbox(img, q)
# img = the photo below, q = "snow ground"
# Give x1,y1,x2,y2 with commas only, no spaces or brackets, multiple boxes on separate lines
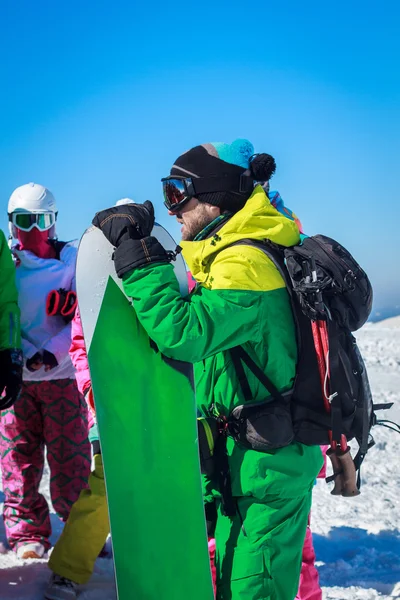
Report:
0,319,399,599
0,488,117,600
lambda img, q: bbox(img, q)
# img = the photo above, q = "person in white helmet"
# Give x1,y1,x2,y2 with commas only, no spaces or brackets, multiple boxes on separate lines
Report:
0,183,91,560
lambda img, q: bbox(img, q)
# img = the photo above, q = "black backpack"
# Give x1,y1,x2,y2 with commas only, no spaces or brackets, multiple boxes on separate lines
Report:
228,234,397,495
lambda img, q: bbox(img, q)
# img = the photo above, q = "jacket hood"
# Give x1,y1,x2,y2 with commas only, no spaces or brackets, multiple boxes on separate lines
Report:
180,186,301,282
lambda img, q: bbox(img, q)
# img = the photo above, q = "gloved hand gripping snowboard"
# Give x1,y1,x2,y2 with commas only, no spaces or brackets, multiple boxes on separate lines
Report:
92,201,173,277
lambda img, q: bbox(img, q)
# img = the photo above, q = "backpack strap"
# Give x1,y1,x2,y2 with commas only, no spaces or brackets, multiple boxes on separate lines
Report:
214,435,236,517
374,420,400,434
325,323,343,443
350,343,380,486
230,347,253,402
373,402,394,411
230,346,286,403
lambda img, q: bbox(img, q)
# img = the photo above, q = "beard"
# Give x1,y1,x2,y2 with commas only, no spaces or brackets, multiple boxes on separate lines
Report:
180,203,216,241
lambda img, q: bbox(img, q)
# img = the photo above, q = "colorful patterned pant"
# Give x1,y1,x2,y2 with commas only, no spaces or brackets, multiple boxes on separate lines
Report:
0,379,91,552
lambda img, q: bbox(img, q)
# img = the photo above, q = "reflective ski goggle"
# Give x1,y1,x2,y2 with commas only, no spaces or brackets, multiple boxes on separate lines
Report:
161,174,254,213
10,212,56,232
161,177,195,212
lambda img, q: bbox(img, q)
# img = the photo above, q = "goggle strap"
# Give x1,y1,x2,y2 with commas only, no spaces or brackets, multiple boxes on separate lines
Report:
189,174,253,196
163,174,254,197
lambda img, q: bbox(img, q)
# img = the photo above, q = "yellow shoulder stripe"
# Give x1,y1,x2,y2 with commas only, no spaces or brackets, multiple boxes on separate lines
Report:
208,245,286,292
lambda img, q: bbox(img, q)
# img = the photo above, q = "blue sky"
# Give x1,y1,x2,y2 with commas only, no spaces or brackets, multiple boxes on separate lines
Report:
1,0,399,312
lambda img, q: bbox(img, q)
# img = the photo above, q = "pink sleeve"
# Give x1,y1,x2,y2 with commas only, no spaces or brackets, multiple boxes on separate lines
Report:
69,308,91,396
187,271,196,293
317,444,329,479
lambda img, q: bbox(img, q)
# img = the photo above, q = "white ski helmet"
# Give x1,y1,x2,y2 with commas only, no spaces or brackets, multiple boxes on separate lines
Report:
8,183,58,239
115,197,135,206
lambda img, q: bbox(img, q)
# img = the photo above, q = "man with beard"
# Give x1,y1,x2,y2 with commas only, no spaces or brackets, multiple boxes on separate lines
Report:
93,139,323,600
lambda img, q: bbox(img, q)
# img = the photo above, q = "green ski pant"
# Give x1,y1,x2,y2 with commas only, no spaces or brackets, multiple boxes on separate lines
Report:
215,491,312,600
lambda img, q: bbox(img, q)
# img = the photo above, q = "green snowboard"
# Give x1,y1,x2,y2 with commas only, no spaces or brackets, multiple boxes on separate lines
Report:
76,224,214,600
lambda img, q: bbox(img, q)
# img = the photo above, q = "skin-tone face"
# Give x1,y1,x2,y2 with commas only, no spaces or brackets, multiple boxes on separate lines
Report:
168,198,221,241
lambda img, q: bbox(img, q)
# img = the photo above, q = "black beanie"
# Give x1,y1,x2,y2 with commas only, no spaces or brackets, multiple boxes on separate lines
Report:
170,139,276,213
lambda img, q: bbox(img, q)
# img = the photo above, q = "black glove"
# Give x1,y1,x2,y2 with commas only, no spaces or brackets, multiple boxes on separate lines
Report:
26,351,43,372
42,350,58,372
0,349,23,410
92,201,171,278
92,201,155,247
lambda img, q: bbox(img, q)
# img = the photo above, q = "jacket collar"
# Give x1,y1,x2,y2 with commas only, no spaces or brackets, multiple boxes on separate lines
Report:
180,186,301,282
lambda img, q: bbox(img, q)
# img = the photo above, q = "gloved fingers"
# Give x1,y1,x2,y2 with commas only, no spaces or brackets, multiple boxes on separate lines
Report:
46,289,76,322
26,352,43,372
42,350,58,371
46,289,68,316
143,200,155,222
60,291,77,318
92,202,155,246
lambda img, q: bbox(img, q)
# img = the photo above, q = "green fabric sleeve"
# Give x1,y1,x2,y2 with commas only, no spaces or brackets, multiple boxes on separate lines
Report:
89,422,99,443
122,263,263,363
0,230,21,350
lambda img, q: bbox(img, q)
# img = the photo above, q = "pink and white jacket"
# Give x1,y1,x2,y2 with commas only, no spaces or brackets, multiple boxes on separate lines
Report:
13,241,77,381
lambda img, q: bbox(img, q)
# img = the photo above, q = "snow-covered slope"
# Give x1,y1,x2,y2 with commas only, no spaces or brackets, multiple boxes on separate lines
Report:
0,319,399,599
0,482,117,600
370,315,400,329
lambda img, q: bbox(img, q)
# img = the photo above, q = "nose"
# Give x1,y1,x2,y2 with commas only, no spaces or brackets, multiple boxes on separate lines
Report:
168,210,182,219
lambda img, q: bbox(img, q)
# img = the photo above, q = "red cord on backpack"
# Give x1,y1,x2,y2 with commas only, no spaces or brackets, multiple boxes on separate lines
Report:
311,319,347,452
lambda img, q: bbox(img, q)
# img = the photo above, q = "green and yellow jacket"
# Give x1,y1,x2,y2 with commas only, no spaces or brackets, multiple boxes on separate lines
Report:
0,230,20,351
123,187,322,500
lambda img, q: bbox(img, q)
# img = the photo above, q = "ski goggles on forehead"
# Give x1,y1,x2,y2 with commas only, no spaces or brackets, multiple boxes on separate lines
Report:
161,174,254,212
10,212,56,232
